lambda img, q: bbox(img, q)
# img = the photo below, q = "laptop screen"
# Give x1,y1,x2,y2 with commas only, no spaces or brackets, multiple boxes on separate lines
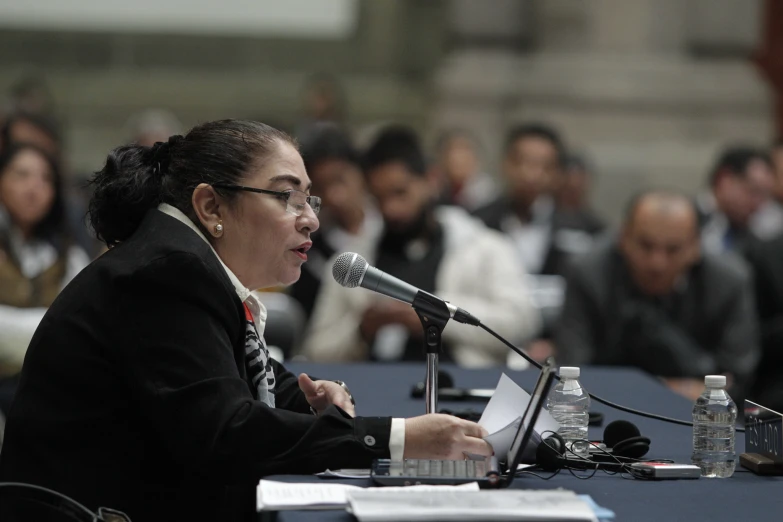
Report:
504,359,555,471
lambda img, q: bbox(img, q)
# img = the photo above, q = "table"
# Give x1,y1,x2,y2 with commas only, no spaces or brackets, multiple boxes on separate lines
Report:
265,362,782,521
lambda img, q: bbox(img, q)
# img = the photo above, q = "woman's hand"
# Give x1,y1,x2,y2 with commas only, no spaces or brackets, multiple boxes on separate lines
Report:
403,414,493,460
298,373,355,417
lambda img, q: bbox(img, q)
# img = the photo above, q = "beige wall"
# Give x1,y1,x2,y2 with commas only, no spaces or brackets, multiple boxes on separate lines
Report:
433,0,772,224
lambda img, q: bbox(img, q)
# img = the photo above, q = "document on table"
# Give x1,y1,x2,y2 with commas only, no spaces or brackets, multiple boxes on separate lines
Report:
478,373,560,461
346,489,598,522
256,480,478,511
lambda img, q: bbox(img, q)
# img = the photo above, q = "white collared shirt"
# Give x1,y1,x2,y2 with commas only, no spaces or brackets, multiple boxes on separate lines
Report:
156,204,405,460
501,196,554,274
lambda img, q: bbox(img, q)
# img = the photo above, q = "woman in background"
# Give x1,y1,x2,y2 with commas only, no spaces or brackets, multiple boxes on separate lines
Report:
0,144,89,413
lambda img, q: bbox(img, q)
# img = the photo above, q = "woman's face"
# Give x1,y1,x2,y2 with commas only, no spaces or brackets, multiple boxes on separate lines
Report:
0,149,55,234
216,141,320,290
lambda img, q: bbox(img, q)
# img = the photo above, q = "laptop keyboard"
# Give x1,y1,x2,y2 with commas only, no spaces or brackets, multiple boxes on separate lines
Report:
399,458,488,478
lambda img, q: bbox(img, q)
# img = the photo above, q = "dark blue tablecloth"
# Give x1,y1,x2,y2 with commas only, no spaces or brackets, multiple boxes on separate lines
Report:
264,362,782,521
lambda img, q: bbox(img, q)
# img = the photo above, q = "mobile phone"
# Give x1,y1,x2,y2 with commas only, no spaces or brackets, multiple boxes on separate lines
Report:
629,462,701,479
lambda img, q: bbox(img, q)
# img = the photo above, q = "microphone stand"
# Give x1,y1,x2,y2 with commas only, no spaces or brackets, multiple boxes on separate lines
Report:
411,291,452,414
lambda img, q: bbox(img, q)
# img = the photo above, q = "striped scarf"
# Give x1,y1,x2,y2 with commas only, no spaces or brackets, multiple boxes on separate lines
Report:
243,302,275,407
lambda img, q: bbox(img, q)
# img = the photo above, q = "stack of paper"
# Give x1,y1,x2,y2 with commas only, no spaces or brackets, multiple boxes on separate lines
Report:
258,481,613,521
256,480,478,511
346,489,598,522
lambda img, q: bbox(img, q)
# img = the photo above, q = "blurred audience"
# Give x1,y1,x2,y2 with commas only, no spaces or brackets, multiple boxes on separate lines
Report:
750,139,783,239
1,111,101,258
295,73,347,142
555,190,758,401
554,153,605,231
125,108,183,147
432,128,498,211
0,111,61,159
302,126,539,366
0,144,89,413
290,125,381,318
745,235,783,413
2,74,56,117
473,123,604,278
697,146,775,256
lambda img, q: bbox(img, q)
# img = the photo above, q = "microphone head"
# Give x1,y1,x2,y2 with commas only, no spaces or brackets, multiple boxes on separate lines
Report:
332,252,369,288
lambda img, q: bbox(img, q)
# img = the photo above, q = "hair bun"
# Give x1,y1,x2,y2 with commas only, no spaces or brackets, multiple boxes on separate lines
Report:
149,136,183,177
149,141,169,158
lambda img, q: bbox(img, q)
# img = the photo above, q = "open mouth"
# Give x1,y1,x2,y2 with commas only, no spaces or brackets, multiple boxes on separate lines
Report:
291,242,312,261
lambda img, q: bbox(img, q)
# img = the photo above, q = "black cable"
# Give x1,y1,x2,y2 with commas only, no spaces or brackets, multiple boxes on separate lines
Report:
515,468,562,480
478,322,746,433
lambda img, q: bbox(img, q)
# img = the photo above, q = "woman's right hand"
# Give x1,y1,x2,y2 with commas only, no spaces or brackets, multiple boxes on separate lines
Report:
403,414,493,460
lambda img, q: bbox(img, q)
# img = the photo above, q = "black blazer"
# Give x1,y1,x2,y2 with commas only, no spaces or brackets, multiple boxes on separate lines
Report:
472,197,605,277
0,210,391,522
746,234,783,411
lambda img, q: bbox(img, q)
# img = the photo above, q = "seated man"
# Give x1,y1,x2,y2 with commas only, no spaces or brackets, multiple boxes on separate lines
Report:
432,128,498,212
554,190,759,400
751,138,783,240
697,146,775,256
302,126,540,367
289,125,381,319
745,235,783,412
473,123,605,278
473,124,606,363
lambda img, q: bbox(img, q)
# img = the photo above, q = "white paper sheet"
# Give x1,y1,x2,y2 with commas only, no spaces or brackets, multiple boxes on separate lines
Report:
256,480,479,511
478,373,560,459
346,489,597,522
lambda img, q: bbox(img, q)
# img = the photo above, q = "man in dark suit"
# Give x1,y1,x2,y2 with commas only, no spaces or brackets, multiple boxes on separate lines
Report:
746,235,783,412
555,190,759,401
473,123,605,278
696,146,775,257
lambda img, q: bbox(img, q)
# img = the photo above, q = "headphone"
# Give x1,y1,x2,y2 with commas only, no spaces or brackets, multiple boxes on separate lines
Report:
535,420,651,471
602,419,651,459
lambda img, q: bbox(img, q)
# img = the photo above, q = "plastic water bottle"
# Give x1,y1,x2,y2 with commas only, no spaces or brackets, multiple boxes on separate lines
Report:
691,375,737,478
547,367,591,456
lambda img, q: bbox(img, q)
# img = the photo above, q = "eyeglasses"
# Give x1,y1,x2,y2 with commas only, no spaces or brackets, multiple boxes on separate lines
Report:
213,184,321,216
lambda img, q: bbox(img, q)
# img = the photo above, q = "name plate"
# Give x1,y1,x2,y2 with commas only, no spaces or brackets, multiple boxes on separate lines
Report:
745,400,783,463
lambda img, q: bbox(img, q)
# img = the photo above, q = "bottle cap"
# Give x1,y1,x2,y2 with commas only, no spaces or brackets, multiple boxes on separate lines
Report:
559,367,580,379
705,375,726,388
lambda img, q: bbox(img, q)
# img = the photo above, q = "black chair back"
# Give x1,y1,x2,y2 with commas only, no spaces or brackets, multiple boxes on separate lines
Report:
0,483,131,522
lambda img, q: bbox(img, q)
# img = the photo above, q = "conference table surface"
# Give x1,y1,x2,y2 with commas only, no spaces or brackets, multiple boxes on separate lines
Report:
265,362,782,522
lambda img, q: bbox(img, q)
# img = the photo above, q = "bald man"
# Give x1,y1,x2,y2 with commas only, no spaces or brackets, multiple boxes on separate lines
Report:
554,190,759,400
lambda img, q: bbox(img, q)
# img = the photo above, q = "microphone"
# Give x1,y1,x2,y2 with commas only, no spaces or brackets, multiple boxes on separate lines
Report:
332,252,480,326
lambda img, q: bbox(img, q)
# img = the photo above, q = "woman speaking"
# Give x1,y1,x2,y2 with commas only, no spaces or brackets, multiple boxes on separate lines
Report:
0,120,491,521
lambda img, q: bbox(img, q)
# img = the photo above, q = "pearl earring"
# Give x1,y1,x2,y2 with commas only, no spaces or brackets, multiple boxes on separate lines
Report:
214,221,223,235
